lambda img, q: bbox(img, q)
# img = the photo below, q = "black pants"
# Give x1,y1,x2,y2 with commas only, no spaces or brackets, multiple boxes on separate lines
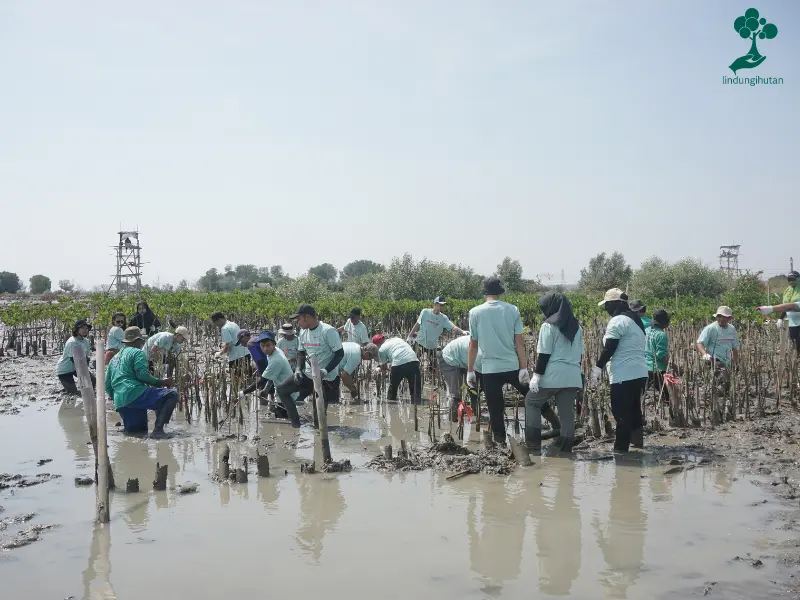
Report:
646,370,669,403
610,378,646,453
388,361,422,404
58,371,96,396
790,326,800,353
482,370,559,443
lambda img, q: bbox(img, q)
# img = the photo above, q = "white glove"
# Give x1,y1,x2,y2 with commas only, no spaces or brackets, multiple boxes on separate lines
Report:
319,368,328,378
373,367,383,377
462,330,470,336
757,306,774,316
702,353,712,362
529,373,540,393
590,366,602,386
467,371,477,388
777,318,784,329
518,369,530,385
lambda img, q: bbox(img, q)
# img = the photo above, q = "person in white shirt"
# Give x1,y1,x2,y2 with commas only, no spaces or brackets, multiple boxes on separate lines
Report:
338,307,370,345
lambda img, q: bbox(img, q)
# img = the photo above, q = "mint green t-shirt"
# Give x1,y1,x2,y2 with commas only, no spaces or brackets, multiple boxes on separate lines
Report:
299,321,343,381
378,338,419,367
107,326,125,351
441,335,483,372
262,349,298,401
641,316,653,330
339,342,362,375
697,322,739,367
416,308,454,350
343,319,370,345
537,322,583,389
468,300,523,374
105,346,162,410
145,332,182,361
277,336,299,361
603,315,647,384
56,336,91,375
783,286,800,327
222,321,249,362
645,327,669,372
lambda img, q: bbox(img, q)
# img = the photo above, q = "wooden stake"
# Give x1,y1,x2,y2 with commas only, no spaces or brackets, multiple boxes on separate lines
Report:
218,443,230,480
235,458,248,483
256,450,270,477
95,339,110,523
153,463,168,491
311,357,332,463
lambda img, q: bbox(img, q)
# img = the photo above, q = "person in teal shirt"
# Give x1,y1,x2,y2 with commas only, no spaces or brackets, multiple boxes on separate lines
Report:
246,331,300,419
696,306,739,368
57,320,94,396
645,310,670,403
338,308,370,345
408,297,467,350
106,312,126,363
525,293,583,453
369,336,422,404
338,341,375,402
105,327,177,438
629,300,652,330
277,323,300,368
439,335,485,421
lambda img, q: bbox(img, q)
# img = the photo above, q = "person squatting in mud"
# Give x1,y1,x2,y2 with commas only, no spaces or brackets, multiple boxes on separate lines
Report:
467,277,561,447
56,319,95,395
591,288,648,454
439,333,483,422
525,292,583,454
368,335,422,404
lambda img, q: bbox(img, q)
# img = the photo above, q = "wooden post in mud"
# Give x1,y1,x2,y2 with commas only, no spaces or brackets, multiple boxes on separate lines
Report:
311,357,332,463
95,339,110,523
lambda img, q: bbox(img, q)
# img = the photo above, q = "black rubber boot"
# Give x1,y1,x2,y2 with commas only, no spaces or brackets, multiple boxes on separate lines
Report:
631,427,644,449
541,402,561,435
450,399,459,423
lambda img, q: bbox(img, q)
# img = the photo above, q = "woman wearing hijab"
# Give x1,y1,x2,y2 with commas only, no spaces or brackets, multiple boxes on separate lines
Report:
129,301,161,336
645,309,670,403
525,292,583,454
590,288,648,453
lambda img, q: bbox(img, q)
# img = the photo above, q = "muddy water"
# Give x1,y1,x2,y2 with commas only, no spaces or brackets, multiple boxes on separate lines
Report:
0,397,794,600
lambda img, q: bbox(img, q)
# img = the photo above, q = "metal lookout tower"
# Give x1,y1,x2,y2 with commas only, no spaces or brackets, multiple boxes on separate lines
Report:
109,229,143,293
719,244,741,276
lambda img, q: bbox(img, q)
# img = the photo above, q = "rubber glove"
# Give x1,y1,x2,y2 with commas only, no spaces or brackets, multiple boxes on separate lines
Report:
702,354,712,362
777,318,784,329
590,366,603,386
319,368,328,378
757,306,773,316
518,369,530,385
467,371,477,388
529,373,540,393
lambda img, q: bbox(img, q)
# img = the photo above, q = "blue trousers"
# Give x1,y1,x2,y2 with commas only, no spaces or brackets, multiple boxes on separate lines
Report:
118,388,179,433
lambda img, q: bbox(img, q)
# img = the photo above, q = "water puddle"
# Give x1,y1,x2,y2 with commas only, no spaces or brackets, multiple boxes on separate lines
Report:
0,401,795,599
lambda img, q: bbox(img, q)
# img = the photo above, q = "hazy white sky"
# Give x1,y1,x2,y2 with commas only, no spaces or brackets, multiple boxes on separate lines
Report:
1,1,797,289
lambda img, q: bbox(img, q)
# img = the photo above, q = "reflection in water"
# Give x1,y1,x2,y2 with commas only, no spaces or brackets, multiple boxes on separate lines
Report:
295,475,345,562
57,411,92,463
257,475,280,512
594,462,647,599
82,524,116,600
532,467,581,596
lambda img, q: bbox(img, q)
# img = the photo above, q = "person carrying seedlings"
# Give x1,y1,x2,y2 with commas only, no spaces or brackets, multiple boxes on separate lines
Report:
57,319,95,395
144,326,189,377
590,288,647,453
408,297,467,365
369,335,422,404
439,334,483,422
105,326,178,438
696,306,739,367
278,323,299,368
467,277,561,446
758,296,800,352
525,292,583,454
129,301,161,336
338,341,371,402
645,309,670,403
277,304,344,425
629,300,651,330
338,307,370,345
105,312,127,363
243,331,300,419
211,312,251,375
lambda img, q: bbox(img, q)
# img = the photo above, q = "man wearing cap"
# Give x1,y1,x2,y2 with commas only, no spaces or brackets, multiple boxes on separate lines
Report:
467,278,560,445
56,319,95,395
210,312,250,375
244,331,301,421
696,307,740,368
629,300,651,330
277,323,300,368
370,336,422,403
105,327,178,438
339,308,370,345
590,288,647,453
440,334,483,422
408,297,467,356
144,326,189,377
277,304,345,422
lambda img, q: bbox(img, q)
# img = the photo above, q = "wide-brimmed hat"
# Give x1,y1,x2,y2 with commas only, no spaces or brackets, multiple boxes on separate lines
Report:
598,288,625,306
72,319,92,335
174,326,190,342
280,323,296,336
235,329,251,345
123,326,144,343
652,309,670,327
362,343,379,360
714,306,733,318
629,299,646,312
482,277,505,296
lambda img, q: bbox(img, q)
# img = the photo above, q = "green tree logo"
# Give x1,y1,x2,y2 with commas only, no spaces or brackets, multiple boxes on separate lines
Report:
730,8,778,74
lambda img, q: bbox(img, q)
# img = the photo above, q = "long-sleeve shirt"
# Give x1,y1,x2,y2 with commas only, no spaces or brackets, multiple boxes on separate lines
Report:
105,346,162,410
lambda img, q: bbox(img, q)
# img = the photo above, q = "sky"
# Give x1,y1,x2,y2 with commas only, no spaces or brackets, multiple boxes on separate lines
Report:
1,1,798,289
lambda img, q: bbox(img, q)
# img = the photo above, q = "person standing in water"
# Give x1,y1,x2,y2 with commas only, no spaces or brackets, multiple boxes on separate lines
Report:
278,323,299,368
368,336,422,404
645,309,670,403
590,288,647,453
408,297,467,368
467,278,560,446
106,312,127,363
696,306,739,367
338,308,370,345
129,301,161,336
144,326,189,377
439,334,483,422
57,320,95,395
210,312,251,375
525,292,583,454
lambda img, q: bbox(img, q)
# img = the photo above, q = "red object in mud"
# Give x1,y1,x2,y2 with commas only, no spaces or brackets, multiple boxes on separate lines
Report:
457,401,472,423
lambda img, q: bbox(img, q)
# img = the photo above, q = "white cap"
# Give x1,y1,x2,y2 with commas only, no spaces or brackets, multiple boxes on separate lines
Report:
174,325,190,341
598,288,625,306
714,306,733,318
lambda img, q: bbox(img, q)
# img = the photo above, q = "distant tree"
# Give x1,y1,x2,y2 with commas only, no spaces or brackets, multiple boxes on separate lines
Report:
578,252,632,292
177,279,189,291
197,268,221,291
29,274,52,294
276,275,331,303
160,283,175,293
0,271,22,293
308,263,338,283
632,257,727,298
494,257,524,293
58,279,75,293
269,265,291,286
341,260,385,279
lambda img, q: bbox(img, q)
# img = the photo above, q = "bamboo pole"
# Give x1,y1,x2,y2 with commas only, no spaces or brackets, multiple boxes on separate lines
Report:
310,357,332,463
95,339,110,523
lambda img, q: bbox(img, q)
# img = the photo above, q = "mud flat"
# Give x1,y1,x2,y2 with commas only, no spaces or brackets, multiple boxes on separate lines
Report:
3,353,800,599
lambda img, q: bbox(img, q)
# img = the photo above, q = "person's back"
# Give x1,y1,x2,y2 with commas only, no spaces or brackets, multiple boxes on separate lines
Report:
603,315,647,383
379,338,418,367
340,342,362,374
537,322,583,389
468,300,520,374
107,346,152,410
645,327,669,373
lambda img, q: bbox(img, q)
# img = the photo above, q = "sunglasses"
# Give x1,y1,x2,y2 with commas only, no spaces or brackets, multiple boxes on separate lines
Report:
114,319,125,324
